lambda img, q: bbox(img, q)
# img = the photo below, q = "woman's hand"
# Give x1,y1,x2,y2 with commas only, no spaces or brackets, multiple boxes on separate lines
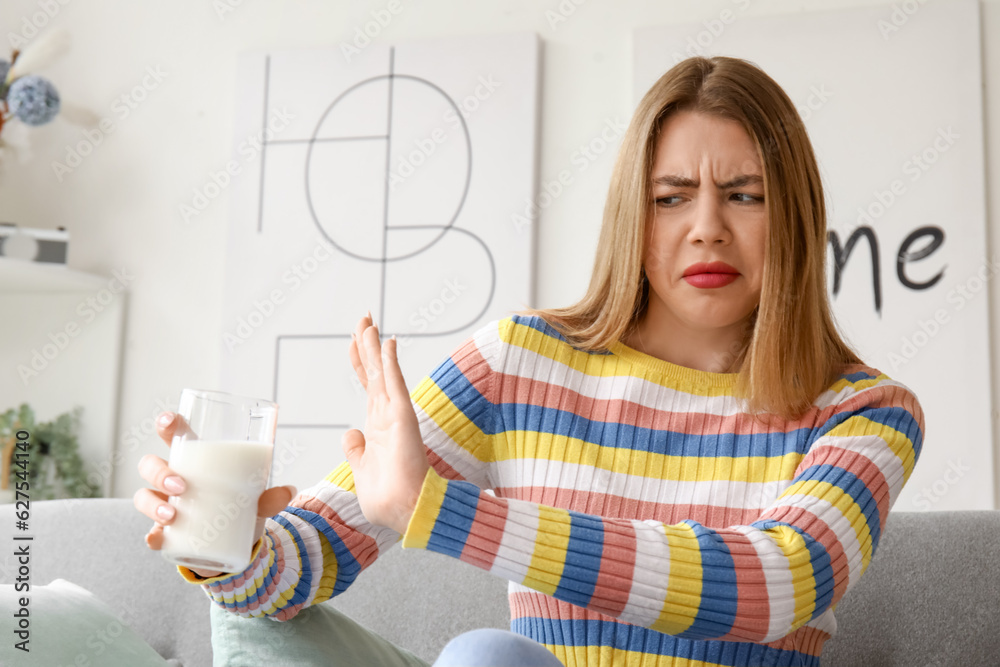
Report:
344,312,430,535
132,412,297,579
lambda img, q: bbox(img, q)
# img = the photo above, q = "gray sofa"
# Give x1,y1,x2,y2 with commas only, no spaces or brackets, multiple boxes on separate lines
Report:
3,498,999,666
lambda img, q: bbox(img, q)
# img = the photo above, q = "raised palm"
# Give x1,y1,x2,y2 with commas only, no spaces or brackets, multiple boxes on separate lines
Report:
344,314,429,534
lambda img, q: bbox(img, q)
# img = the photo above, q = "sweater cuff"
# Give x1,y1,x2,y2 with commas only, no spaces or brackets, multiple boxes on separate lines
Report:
401,466,451,550
175,534,266,584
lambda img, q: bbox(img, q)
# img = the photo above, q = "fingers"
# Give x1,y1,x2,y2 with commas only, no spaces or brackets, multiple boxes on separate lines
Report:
341,428,365,468
137,453,187,496
145,523,164,550
134,486,175,524
349,331,367,391
380,335,409,399
362,323,386,397
349,311,374,390
155,412,197,445
258,484,297,517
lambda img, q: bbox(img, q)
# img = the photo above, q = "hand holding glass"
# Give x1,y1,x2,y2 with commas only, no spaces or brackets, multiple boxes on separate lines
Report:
134,389,294,578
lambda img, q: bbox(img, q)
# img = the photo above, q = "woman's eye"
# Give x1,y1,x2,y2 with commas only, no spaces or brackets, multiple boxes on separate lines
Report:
656,194,765,207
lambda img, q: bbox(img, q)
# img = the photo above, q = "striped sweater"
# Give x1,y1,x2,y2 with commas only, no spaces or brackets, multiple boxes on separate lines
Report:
181,314,924,666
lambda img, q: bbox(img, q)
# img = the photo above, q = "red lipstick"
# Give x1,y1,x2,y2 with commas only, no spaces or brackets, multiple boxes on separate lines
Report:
682,261,740,289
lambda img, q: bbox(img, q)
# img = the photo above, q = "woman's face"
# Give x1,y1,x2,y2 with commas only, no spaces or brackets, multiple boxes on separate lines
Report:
643,110,768,336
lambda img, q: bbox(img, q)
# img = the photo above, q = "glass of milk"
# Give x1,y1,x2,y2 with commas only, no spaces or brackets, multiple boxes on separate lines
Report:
160,388,278,573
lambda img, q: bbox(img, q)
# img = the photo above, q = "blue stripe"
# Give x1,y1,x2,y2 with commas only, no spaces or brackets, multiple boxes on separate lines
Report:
427,358,497,435
510,314,570,343
283,507,364,597
787,464,882,550
427,478,479,559
751,516,836,625
553,511,603,607
214,532,281,610
499,401,813,458
839,370,878,383
270,513,314,606
510,313,614,355
509,617,820,666
680,521,738,640
813,405,922,460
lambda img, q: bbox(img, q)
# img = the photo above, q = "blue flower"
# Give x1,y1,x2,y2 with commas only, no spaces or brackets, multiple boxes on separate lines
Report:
7,74,61,126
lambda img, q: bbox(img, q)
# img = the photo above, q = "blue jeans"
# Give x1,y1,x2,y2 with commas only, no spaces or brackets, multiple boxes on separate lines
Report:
433,628,563,666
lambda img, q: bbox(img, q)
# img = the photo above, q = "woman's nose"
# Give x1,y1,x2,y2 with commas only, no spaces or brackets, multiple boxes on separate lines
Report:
686,195,731,245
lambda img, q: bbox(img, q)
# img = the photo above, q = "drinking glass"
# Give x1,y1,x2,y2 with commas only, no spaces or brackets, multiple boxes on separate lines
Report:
159,389,278,573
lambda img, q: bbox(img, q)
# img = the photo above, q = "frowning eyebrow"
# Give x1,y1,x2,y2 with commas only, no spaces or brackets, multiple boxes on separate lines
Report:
651,174,764,189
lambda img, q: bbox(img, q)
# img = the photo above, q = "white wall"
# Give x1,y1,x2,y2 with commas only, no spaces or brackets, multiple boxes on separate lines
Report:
1,0,998,507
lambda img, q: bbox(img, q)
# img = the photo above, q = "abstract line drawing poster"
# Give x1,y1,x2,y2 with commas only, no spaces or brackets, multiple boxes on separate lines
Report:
634,0,990,510
220,33,539,489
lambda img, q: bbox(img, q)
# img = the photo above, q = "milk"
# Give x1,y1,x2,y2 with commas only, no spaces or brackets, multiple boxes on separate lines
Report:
160,439,274,573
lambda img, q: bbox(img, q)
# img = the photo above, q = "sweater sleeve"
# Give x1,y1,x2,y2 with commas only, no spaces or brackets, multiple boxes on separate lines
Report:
399,375,924,643
175,319,506,619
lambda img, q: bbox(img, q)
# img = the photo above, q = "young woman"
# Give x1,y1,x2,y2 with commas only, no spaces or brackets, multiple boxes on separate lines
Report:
136,55,924,666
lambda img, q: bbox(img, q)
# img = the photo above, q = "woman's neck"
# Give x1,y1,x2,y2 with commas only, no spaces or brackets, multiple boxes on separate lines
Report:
625,311,751,373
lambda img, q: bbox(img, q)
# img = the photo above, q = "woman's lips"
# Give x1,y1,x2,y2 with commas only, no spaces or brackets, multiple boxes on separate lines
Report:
683,273,739,288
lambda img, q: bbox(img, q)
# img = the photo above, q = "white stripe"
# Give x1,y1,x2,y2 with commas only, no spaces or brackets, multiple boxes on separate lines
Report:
302,479,401,549
503,341,744,417
279,512,325,606
413,398,493,488
731,524,795,642
472,319,506,374
212,520,302,614
765,493,865,594
489,499,539,585
493,458,790,512
620,519,671,628
804,432,908,509
808,608,838,636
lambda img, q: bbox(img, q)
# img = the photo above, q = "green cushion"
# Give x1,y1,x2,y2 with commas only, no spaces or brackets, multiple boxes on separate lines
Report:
210,600,430,666
0,579,170,666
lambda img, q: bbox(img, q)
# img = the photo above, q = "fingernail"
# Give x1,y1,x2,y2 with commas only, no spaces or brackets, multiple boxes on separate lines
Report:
164,476,185,494
156,504,175,520
157,412,175,427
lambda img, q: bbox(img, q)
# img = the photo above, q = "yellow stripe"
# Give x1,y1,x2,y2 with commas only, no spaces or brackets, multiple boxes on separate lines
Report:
653,522,702,635
312,533,339,604
411,374,494,463
508,320,735,397
401,468,448,550
767,524,817,628
524,504,571,597
497,430,799,483
324,460,356,493
546,644,756,667
826,372,888,395
826,414,918,484
780,476,875,574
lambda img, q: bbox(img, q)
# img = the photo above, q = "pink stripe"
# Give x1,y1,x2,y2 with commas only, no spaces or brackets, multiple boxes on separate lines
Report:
715,530,770,642
497,372,824,436
802,446,891,527
496,485,769,526
460,493,507,571
759,506,850,605
298,496,380,569
588,519,636,618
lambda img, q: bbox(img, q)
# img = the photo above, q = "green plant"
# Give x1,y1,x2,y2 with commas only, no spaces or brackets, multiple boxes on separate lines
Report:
0,403,101,500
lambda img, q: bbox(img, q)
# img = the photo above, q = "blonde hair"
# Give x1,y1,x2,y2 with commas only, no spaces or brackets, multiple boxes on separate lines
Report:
516,55,862,420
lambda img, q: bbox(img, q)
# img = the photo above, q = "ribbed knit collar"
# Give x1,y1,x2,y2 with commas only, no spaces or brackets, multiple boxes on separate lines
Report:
607,340,739,388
